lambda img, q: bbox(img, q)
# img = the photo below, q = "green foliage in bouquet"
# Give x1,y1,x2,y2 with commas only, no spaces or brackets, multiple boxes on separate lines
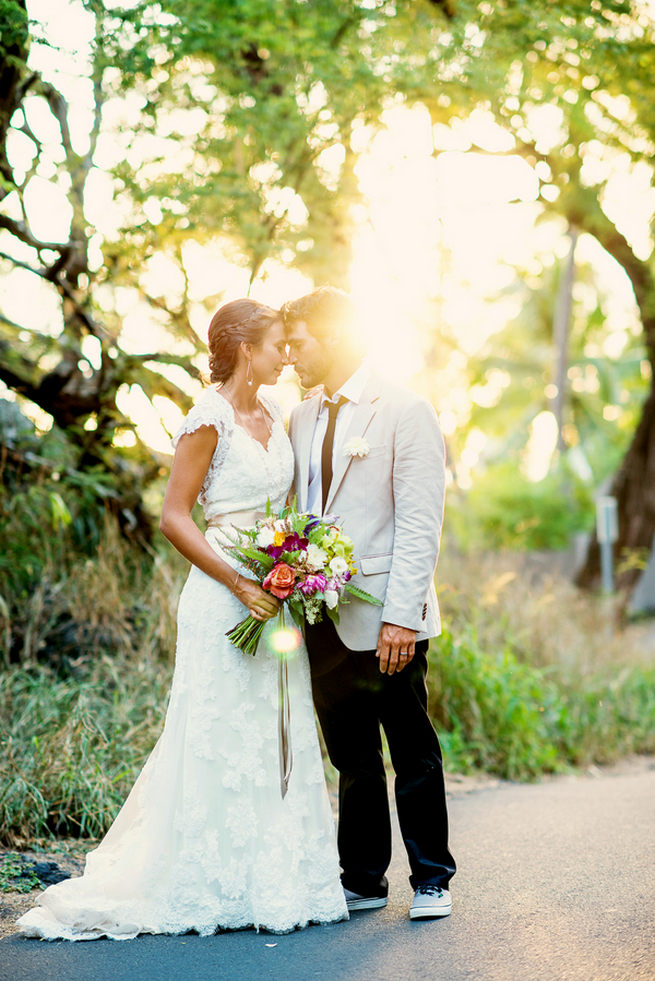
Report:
222,501,381,656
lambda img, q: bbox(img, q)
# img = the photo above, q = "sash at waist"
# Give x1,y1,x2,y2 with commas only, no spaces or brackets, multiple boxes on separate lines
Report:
206,509,267,530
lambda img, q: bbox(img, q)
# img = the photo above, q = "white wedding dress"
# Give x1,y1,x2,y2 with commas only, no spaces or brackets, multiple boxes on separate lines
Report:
17,387,347,941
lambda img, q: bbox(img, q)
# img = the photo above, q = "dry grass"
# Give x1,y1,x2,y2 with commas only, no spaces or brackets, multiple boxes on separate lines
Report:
437,546,654,677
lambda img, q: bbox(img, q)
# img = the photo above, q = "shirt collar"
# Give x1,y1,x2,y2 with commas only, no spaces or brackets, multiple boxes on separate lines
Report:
320,362,370,410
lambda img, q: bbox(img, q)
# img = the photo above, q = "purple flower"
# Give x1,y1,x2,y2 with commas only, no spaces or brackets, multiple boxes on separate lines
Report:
268,533,309,561
283,533,309,552
299,573,328,596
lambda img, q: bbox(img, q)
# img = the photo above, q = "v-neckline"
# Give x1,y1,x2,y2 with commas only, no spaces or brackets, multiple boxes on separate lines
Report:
215,389,276,454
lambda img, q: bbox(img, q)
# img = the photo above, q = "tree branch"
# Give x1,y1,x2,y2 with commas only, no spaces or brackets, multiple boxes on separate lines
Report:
37,81,74,161
0,214,69,252
83,6,105,173
557,186,655,362
123,362,196,407
17,114,42,152
133,353,203,376
0,249,48,279
438,135,655,363
0,346,42,403
0,248,116,345
136,288,203,348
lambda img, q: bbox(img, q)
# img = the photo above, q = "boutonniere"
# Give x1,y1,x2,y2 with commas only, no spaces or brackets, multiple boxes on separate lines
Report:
344,436,370,458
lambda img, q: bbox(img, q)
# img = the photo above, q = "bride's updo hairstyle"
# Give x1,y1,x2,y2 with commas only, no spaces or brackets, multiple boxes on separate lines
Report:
208,299,279,384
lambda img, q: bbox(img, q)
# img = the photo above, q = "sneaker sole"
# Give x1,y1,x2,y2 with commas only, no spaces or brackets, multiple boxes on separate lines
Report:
409,905,452,920
346,897,388,912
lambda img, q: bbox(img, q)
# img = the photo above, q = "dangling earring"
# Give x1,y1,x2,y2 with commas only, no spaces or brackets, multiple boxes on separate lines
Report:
246,359,254,387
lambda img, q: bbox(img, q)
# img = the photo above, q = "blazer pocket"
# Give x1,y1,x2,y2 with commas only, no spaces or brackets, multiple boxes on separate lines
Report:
359,553,393,575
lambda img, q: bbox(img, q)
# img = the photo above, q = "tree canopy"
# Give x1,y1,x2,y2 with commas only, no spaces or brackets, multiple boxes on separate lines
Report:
1,0,654,585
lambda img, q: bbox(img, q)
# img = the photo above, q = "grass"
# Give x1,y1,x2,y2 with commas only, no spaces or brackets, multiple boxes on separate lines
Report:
436,545,654,675
0,853,41,893
1,655,172,845
1,526,654,846
0,519,182,845
430,545,655,778
428,627,655,779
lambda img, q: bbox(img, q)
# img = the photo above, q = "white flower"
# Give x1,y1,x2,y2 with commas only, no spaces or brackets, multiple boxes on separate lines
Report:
273,518,289,534
344,436,370,458
329,556,350,577
255,526,276,548
324,589,339,609
305,543,328,571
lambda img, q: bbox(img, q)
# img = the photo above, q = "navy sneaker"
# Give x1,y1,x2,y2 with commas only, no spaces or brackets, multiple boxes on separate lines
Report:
343,887,388,912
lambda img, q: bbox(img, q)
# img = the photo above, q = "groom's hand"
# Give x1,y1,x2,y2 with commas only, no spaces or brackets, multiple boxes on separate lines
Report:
376,623,416,675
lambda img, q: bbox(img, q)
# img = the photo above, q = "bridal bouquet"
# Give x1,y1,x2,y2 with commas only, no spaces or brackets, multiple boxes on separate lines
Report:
223,502,382,656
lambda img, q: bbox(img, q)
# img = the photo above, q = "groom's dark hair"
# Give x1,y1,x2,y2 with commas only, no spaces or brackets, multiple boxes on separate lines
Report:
281,286,357,343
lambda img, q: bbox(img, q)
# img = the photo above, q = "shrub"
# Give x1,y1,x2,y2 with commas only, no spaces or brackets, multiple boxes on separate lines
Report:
428,628,655,779
0,658,172,844
0,399,162,670
448,462,594,551
428,630,563,779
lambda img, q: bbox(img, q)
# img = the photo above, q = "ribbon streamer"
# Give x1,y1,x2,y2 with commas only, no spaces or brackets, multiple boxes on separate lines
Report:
207,512,293,797
278,651,293,798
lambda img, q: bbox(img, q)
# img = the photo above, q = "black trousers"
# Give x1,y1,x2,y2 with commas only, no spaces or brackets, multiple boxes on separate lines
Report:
305,618,456,896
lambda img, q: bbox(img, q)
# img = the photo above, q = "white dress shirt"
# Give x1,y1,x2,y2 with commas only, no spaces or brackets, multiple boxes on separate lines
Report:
307,363,371,515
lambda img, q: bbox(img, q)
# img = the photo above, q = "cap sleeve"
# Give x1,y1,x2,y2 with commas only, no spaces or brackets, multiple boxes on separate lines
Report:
172,388,234,472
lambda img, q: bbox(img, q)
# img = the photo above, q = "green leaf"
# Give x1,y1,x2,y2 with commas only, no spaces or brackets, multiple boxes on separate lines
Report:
344,582,383,606
325,605,340,626
224,543,275,571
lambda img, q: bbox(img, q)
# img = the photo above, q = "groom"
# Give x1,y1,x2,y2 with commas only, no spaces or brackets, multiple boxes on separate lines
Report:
283,287,456,920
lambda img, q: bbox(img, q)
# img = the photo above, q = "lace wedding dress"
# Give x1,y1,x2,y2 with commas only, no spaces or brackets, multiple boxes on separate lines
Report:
17,387,348,941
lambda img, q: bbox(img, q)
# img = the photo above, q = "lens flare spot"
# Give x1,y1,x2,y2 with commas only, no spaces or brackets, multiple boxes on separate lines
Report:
270,627,302,654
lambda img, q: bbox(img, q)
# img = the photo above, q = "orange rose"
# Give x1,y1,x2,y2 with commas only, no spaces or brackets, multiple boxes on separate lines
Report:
262,562,296,599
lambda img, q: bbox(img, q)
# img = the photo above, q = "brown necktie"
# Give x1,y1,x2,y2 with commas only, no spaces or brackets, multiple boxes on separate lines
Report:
320,397,347,513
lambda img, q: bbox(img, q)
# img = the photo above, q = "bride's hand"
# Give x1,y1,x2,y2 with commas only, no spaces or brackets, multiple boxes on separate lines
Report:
234,576,280,621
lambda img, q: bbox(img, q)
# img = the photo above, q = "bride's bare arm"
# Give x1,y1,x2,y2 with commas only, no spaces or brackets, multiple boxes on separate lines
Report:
160,426,279,621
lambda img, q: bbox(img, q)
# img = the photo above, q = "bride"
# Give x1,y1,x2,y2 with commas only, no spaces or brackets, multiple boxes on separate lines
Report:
16,299,348,940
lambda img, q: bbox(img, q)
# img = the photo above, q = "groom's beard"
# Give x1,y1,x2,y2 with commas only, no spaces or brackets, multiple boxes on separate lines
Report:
291,352,334,391
298,361,335,391
295,366,321,390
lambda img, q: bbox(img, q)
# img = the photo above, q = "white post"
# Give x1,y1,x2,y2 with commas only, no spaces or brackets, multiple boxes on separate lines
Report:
596,496,618,593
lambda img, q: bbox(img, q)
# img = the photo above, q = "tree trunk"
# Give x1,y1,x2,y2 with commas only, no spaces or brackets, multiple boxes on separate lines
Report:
576,384,655,590
0,1,29,200
565,192,655,591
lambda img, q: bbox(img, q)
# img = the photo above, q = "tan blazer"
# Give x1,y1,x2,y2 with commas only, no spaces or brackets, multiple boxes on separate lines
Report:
288,374,445,651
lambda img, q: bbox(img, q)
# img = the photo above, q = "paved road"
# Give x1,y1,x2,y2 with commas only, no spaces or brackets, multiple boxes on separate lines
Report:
2,761,654,981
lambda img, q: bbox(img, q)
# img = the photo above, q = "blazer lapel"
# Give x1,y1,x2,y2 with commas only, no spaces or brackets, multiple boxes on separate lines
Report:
325,381,381,513
294,395,321,512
